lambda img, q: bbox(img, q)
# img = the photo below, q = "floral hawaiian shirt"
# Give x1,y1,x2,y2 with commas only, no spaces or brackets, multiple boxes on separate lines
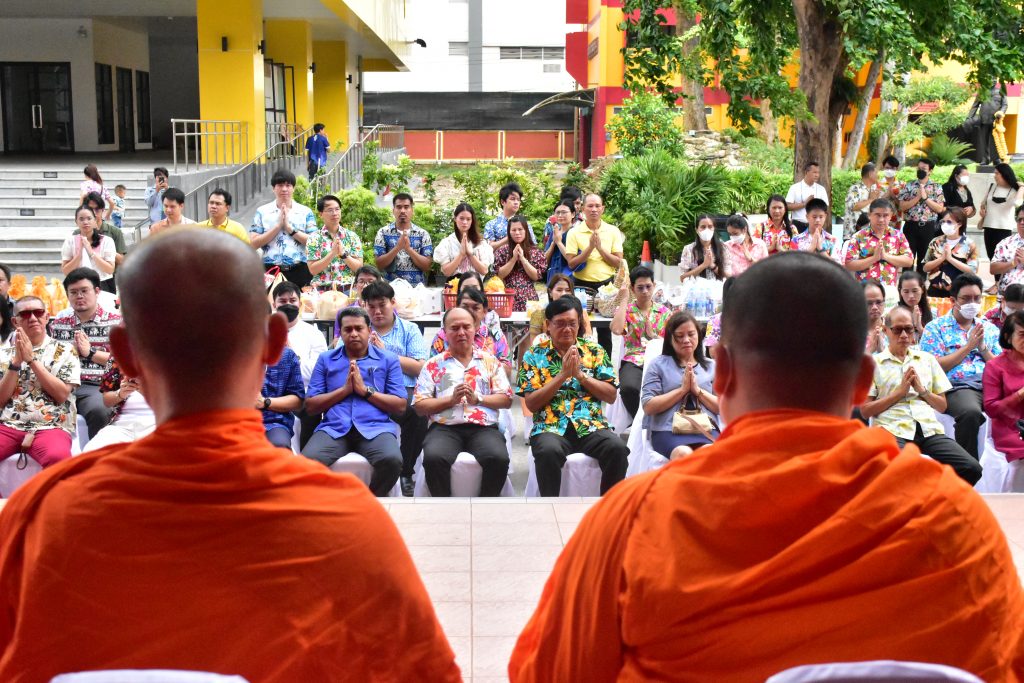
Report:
705,313,722,348
991,232,1024,294
790,230,839,260
517,336,618,438
483,214,510,243
48,304,121,385
924,236,979,294
868,347,952,440
373,223,434,286
0,337,80,434
752,221,793,255
843,181,882,239
844,225,912,287
431,323,512,370
307,227,363,288
251,201,318,267
920,313,1001,388
621,301,672,366
413,348,512,426
898,179,945,223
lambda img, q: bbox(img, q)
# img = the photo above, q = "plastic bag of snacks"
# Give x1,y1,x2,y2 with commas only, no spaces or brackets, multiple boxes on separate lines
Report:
317,285,349,321
47,279,69,315
391,279,423,320
299,288,319,320
594,282,622,318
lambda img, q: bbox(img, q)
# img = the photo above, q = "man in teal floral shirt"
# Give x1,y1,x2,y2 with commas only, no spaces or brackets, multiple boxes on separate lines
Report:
307,194,364,289
518,297,629,496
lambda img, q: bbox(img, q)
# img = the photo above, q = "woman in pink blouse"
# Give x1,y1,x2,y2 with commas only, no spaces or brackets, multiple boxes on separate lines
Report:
723,214,768,276
982,311,1024,465
79,164,112,219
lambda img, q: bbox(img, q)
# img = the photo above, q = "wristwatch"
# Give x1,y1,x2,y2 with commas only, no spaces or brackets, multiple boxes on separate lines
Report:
262,397,272,410
364,386,376,399
86,348,96,362
6,362,21,373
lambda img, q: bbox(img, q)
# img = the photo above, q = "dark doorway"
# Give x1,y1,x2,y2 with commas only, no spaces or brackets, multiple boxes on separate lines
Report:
1,62,74,153
116,67,135,152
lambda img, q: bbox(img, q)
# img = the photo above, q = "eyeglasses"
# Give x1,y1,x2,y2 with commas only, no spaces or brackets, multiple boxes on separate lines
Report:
68,288,94,298
889,325,915,336
15,309,45,321
550,320,578,330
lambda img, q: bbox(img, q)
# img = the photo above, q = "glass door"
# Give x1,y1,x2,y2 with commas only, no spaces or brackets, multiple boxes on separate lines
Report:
1,62,74,153
116,67,135,152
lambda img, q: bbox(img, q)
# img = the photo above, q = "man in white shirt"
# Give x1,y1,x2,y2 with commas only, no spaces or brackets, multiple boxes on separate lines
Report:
272,281,327,447
148,188,196,236
250,170,318,287
786,161,829,232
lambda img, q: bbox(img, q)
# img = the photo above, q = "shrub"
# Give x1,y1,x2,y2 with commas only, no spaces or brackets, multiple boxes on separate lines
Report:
606,90,685,159
335,186,393,262
928,133,974,166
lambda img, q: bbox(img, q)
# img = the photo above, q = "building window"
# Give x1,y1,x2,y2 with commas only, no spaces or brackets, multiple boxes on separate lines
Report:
501,46,560,60
521,47,544,60
542,47,565,60
449,42,468,56
95,63,114,144
543,64,562,73
135,70,151,143
500,47,520,60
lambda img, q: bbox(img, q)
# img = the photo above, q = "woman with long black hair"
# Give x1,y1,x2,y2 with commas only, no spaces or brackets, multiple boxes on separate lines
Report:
679,214,726,281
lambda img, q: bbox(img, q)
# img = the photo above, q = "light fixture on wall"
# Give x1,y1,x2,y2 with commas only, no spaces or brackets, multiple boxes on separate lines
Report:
346,74,353,84
257,39,266,55
308,62,316,74
408,38,427,48
221,36,229,52
77,25,88,39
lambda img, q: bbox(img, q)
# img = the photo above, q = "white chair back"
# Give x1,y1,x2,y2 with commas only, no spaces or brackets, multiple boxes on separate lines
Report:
766,660,983,682
51,671,249,683
626,338,666,477
604,333,632,434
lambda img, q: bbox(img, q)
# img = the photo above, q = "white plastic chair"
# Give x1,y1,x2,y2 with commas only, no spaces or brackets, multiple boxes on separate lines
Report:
524,449,602,497
976,425,1024,492
604,333,632,434
766,660,983,682
412,451,514,497
0,453,42,498
51,671,249,683
626,338,668,477
71,414,89,455
935,411,987,456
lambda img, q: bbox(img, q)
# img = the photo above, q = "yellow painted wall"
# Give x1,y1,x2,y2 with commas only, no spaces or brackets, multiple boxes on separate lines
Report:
196,0,265,159
265,20,314,128
313,40,350,149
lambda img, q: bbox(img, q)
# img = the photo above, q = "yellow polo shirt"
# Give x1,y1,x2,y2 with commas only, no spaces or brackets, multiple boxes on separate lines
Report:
564,220,624,283
197,218,251,243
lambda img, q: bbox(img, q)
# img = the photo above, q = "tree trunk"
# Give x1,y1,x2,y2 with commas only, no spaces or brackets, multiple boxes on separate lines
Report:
675,5,707,130
875,98,892,162
791,0,848,196
759,99,777,144
833,115,845,168
842,50,884,169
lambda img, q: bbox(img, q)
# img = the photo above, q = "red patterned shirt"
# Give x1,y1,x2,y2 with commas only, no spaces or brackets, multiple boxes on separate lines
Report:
844,226,911,287
413,348,512,426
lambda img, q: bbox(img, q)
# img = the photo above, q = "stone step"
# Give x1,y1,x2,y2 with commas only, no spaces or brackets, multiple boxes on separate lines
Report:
0,205,149,218
0,194,149,207
0,170,151,181
0,246,63,261
0,215,146,228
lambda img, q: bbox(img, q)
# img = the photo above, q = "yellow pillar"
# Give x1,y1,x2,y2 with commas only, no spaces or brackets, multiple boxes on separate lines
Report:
265,20,314,129
313,41,349,150
196,0,265,160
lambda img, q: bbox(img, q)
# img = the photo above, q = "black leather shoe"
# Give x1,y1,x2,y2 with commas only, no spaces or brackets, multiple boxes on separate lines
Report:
400,475,415,497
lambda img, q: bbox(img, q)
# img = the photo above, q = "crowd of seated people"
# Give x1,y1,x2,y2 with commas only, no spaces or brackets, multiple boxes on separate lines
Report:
3,169,1024,500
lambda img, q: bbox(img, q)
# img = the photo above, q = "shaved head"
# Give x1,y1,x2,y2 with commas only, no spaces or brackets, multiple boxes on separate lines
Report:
716,252,873,419
112,228,287,422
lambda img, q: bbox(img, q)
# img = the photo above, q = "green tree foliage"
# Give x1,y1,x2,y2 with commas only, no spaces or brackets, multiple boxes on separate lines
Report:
606,91,685,158
618,0,685,106
869,76,972,152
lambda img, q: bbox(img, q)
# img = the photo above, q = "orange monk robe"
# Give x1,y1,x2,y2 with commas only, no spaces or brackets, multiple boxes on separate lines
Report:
0,410,460,683
510,410,1024,683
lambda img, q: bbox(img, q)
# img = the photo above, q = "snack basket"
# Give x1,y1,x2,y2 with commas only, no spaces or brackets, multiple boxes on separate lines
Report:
486,292,515,318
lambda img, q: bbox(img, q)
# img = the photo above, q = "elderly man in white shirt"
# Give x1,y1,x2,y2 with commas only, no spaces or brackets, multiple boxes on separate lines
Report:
272,281,327,447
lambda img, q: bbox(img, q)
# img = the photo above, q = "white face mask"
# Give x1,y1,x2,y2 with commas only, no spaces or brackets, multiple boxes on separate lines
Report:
1004,305,1016,316
941,222,959,237
883,169,896,179
729,233,745,244
959,302,981,320
698,229,714,243
958,174,970,186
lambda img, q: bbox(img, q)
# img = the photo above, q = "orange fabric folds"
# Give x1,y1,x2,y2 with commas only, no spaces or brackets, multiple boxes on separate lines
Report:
0,410,460,683
509,410,1024,683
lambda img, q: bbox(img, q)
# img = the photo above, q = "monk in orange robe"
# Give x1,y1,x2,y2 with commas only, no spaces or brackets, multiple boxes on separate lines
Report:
509,251,1024,682
0,229,460,682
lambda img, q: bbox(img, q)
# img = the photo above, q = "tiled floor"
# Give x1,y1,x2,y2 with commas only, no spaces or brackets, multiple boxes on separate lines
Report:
385,494,1024,683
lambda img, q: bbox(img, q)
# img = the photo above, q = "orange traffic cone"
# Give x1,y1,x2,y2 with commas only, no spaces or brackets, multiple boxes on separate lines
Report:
640,240,653,267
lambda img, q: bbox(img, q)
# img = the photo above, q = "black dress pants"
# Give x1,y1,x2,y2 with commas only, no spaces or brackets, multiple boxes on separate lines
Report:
423,423,509,497
895,423,982,485
619,361,643,419
902,220,936,271
530,423,629,496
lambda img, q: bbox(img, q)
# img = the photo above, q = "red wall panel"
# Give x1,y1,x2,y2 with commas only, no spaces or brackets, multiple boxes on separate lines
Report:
566,0,588,24
504,131,560,159
441,132,500,160
404,131,437,159
565,32,588,86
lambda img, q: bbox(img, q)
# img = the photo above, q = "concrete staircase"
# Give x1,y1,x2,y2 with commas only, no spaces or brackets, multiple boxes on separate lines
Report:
0,164,156,279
